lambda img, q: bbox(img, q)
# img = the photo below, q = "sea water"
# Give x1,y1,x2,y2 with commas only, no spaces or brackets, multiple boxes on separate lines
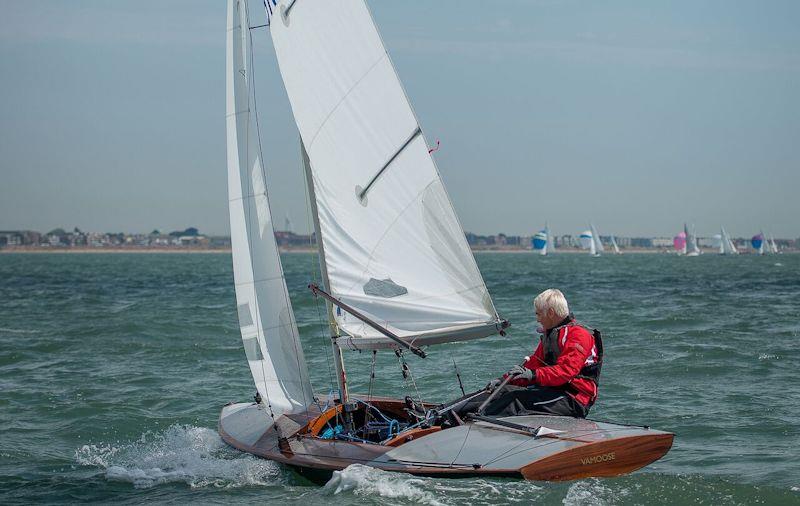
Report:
1,252,798,504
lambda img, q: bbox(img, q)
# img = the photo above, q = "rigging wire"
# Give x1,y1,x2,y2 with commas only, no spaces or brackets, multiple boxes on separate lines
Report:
395,349,424,407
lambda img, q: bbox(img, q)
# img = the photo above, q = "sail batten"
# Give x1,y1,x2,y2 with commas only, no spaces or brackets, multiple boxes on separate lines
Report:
270,0,499,349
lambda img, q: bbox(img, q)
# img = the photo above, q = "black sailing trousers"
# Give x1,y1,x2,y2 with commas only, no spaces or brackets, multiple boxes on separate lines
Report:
453,385,589,418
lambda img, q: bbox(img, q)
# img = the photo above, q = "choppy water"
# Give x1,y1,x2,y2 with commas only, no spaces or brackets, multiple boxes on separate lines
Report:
1,252,799,504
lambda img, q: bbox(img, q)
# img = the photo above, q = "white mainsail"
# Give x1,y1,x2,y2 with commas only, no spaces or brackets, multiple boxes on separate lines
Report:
686,223,700,256
590,223,604,255
225,0,313,413
769,234,779,254
270,1,499,350
610,235,621,254
720,227,738,255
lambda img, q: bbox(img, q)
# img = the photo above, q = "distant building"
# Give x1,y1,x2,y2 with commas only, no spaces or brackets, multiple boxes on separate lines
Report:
0,230,40,247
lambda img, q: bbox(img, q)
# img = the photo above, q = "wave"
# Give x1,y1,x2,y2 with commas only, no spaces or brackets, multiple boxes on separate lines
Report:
0,327,41,334
75,425,282,489
563,479,616,505
323,464,545,505
324,464,444,505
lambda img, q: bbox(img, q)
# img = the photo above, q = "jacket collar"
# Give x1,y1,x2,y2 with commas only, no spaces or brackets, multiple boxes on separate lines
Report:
546,313,574,335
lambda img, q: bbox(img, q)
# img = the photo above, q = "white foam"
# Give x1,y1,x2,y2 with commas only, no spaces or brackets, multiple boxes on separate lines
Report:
324,464,444,505
758,354,779,360
563,479,624,506
75,425,282,489
0,327,41,334
323,465,544,505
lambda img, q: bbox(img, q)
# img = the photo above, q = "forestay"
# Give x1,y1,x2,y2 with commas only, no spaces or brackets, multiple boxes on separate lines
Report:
270,0,500,349
226,0,313,413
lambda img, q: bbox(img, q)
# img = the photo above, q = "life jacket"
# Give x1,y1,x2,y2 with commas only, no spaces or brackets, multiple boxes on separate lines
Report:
542,317,604,395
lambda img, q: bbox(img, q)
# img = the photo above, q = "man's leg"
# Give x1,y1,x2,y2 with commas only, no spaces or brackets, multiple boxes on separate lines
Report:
484,386,588,417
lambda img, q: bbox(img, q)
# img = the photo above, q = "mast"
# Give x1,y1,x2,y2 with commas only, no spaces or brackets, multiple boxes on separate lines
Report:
301,140,350,409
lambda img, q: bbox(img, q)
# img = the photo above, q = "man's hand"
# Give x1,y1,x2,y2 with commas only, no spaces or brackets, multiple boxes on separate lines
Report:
508,365,535,382
485,378,503,391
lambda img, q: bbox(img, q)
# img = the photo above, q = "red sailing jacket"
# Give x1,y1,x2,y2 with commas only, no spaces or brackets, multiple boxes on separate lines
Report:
506,321,599,407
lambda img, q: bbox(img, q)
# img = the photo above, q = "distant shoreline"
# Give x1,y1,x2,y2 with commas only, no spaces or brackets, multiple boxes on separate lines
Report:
2,246,790,255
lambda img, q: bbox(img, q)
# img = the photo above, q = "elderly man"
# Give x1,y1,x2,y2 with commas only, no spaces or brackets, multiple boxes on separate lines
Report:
449,289,603,419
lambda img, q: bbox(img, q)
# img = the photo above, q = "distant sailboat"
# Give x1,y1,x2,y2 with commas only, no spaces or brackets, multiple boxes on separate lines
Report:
579,229,596,256
609,235,621,254
686,224,701,256
751,232,765,255
673,230,687,255
769,234,780,254
720,227,738,255
590,223,604,257
532,223,551,256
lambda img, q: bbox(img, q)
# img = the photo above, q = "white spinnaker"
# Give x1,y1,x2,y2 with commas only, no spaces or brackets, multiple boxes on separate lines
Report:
270,0,498,349
226,0,313,413
590,223,604,254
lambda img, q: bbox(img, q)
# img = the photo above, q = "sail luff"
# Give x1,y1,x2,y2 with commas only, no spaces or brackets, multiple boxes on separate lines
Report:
226,0,313,414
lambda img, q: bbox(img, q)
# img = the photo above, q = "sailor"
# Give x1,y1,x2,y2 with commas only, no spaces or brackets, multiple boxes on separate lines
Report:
451,289,602,419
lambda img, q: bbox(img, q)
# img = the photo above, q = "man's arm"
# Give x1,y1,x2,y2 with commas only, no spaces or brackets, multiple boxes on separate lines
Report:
506,342,545,387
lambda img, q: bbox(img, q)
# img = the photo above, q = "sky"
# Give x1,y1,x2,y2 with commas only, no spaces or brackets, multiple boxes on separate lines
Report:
1,0,799,238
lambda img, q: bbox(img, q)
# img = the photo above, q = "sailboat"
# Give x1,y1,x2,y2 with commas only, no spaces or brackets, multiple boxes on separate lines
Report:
719,227,738,255
685,224,701,256
673,231,687,256
532,223,551,255
219,0,672,482
590,223,604,257
769,234,780,254
609,235,621,255
751,232,765,255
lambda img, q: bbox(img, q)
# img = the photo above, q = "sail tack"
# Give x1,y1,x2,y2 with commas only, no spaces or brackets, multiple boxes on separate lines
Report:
270,0,498,349
226,0,313,412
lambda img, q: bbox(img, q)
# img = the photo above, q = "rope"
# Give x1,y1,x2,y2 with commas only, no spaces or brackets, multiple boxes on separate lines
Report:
365,350,377,427
395,350,423,407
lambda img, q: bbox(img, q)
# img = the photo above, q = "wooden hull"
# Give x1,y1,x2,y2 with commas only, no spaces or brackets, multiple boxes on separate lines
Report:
219,396,673,482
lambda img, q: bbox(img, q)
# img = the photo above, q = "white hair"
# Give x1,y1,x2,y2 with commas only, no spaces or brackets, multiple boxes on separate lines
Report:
534,289,570,318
